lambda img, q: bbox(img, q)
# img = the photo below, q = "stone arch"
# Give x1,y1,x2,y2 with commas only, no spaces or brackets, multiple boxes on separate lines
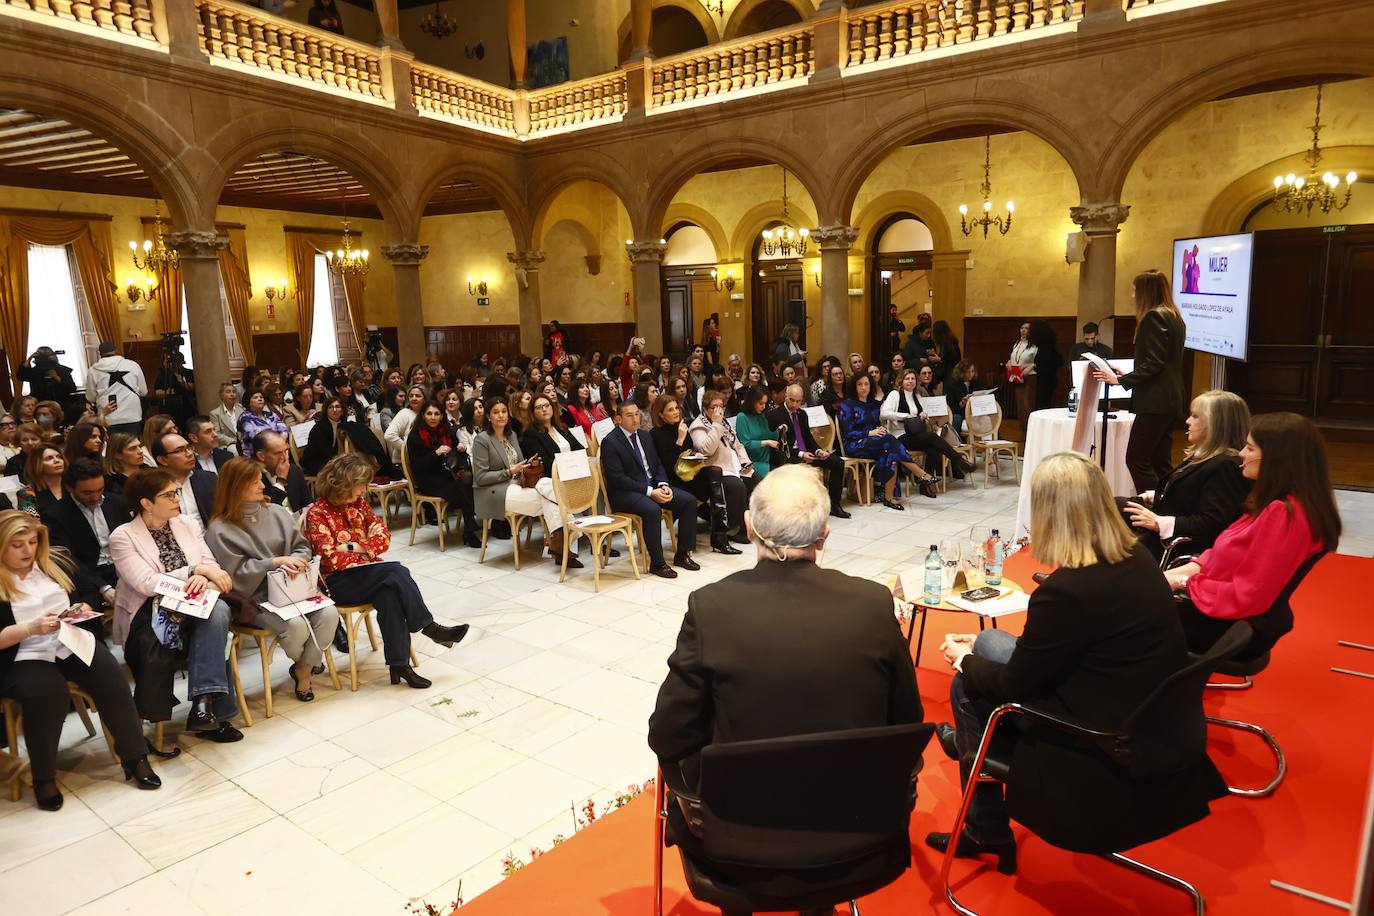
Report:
0,76,201,229
723,0,810,40
660,203,730,262
832,93,1091,225
729,199,819,263
528,160,641,248
203,125,412,240
543,217,601,259
1099,43,1374,201
410,159,531,250
616,0,721,60
852,190,955,255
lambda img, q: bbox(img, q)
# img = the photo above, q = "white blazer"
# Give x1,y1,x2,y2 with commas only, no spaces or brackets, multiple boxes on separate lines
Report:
109,514,224,646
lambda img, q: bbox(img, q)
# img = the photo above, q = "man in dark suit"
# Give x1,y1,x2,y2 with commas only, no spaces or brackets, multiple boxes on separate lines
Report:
649,465,922,909
41,458,132,605
185,415,233,474
153,431,215,529
599,401,698,578
767,384,850,519
253,430,311,512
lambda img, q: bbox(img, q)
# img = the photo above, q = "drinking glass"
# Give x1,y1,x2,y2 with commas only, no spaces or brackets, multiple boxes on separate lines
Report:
939,538,961,593
963,537,986,589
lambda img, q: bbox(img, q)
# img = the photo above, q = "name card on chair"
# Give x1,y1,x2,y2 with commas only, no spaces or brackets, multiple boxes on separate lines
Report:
803,406,830,428
969,394,998,417
0,475,21,499
919,396,949,417
554,450,591,481
569,426,588,448
291,420,315,447
591,417,616,443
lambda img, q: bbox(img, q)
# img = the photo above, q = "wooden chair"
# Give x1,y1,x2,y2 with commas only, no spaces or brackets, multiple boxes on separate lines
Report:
228,621,344,723
964,403,1021,489
335,603,420,692
342,435,408,527
3,684,119,800
478,513,538,568
552,460,640,591
830,418,874,506
594,458,676,568
399,444,452,550
287,433,316,490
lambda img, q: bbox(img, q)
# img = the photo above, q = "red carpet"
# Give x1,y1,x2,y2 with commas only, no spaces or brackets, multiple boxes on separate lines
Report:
462,552,1374,915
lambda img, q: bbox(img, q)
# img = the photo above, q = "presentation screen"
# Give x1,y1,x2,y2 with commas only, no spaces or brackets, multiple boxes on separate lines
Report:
1172,232,1254,361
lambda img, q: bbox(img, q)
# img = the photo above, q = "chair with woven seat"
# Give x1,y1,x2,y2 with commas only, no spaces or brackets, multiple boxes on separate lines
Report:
399,444,451,550
830,418,874,506
334,602,421,691
962,403,1020,489
478,511,539,568
552,459,640,591
3,682,122,800
228,622,344,723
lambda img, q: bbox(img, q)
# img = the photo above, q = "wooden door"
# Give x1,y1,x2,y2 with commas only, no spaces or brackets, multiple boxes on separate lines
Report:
750,266,800,365
663,278,693,355
1320,226,1374,421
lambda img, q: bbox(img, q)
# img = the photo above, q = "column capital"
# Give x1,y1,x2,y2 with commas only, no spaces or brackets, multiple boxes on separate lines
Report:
381,244,429,266
812,224,859,251
506,249,546,271
1070,203,1131,234
626,241,665,264
164,231,228,260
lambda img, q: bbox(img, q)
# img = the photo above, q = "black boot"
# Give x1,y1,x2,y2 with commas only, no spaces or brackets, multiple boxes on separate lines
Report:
34,779,63,811
421,622,470,648
122,757,162,790
185,694,217,733
332,621,350,653
389,665,432,689
924,831,1017,875
710,536,742,555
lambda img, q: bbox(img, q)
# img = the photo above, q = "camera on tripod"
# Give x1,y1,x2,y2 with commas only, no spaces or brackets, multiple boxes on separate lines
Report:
365,329,383,358
159,330,185,355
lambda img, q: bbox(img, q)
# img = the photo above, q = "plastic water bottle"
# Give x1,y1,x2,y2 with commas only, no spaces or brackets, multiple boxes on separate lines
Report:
1067,388,1078,416
924,545,943,604
986,529,1004,587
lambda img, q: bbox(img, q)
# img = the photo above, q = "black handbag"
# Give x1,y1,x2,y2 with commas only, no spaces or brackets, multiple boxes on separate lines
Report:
903,416,928,436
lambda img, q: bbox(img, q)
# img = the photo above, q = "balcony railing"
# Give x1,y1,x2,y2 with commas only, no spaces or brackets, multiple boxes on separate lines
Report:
6,0,1207,141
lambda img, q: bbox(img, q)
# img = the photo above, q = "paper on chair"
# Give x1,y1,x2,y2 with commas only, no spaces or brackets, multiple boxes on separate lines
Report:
591,417,615,443
572,515,615,527
918,396,949,418
554,450,591,481
0,475,21,498
569,426,588,448
153,575,219,619
803,406,830,428
969,394,998,417
291,420,315,447
58,621,95,666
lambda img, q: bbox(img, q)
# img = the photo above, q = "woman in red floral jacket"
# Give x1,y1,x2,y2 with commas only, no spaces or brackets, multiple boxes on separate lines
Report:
303,454,468,689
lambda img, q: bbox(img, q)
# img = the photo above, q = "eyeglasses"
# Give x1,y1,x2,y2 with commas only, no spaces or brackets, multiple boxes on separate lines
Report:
156,488,183,502
166,445,193,456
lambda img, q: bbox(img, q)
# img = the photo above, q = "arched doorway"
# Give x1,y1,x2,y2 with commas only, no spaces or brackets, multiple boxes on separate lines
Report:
869,215,934,361
726,0,806,39
617,5,712,61
661,222,721,356
750,223,805,366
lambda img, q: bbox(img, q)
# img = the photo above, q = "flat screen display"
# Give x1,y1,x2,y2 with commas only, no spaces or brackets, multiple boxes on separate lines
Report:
1172,232,1254,361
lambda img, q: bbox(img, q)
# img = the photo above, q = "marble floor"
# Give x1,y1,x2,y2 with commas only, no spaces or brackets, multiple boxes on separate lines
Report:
3,471,1372,916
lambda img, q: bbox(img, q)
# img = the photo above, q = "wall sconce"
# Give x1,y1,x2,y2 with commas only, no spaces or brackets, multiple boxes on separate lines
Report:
262,278,288,302
711,267,736,292
811,263,822,288
123,274,157,308
467,275,489,297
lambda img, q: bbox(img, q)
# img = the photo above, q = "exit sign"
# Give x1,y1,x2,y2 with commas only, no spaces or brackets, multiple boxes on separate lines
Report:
476,296,490,306
1323,225,1348,233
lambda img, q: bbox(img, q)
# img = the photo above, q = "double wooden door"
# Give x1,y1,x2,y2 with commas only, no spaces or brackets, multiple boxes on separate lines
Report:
1230,224,1374,423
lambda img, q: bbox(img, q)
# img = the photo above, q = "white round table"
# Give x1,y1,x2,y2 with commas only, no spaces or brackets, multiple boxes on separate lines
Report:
1014,407,1136,540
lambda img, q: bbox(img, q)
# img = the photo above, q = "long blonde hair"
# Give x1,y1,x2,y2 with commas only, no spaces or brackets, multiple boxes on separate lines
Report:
1182,390,1249,465
1030,452,1136,569
0,511,74,602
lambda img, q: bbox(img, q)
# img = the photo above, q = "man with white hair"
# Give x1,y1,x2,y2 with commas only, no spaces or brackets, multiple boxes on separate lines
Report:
648,465,923,911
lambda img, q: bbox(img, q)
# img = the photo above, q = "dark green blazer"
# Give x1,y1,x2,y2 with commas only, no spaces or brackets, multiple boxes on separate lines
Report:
1119,307,1187,417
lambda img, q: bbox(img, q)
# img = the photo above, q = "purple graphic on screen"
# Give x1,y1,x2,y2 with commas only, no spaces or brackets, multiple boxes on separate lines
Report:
1181,245,1201,293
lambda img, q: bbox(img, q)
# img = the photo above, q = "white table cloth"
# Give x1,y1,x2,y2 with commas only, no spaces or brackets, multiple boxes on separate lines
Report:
1014,407,1136,540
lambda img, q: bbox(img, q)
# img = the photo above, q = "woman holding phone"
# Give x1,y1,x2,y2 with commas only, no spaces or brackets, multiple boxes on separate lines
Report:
471,397,569,565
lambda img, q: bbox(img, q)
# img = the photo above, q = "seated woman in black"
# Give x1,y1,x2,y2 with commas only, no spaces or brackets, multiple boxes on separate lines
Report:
406,401,480,548
1120,389,1250,559
517,394,590,567
301,396,347,477
928,451,1224,869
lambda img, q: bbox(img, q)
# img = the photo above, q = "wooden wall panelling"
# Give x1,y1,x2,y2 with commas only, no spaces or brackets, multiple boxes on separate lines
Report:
251,333,302,373
425,325,521,371
554,323,636,363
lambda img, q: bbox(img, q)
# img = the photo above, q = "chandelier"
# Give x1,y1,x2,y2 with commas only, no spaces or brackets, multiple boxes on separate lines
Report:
419,1,457,40
761,170,809,258
129,201,178,271
959,136,1014,238
325,217,369,278
1272,83,1357,218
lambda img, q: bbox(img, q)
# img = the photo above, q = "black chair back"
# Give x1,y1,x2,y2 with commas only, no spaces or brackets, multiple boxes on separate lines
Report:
695,722,933,869
1115,621,1253,779
1243,550,1326,660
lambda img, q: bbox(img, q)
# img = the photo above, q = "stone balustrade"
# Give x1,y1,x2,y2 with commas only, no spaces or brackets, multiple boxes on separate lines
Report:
5,0,157,43
528,71,628,134
195,0,386,102
411,63,517,135
846,0,1082,67
650,23,815,109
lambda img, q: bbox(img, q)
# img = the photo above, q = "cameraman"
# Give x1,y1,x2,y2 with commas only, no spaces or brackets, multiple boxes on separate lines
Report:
20,347,80,417
153,335,196,429
86,341,148,436
364,329,392,374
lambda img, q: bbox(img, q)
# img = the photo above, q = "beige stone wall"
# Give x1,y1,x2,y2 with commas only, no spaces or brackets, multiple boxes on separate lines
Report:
401,2,510,86
417,210,517,326
535,180,636,324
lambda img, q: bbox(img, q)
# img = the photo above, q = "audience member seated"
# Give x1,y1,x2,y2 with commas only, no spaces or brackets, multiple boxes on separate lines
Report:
944,359,978,435
303,454,467,689
838,373,938,509
0,511,160,810
110,469,241,743
880,369,974,481
1070,321,1114,361
471,397,575,566
406,402,481,549
384,385,428,461
33,400,64,437
17,445,67,516
649,465,922,909
667,376,699,424
185,416,232,475
1164,412,1340,659
439,388,464,432
209,383,243,452
152,432,214,528
929,451,1223,869
40,458,131,606
689,391,757,549
0,414,17,465
5,423,44,479
454,397,485,454
766,383,850,519
601,400,699,578
282,383,317,428
252,431,311,513
566,381,605,438
237,390,288,458
1120,390,1251,558
732,385,778,480
818,363,847,416
205,458,339,703
519,394,594,563
302,396,347,477
103,432,144,498
649,394,736,555
62,420,106,471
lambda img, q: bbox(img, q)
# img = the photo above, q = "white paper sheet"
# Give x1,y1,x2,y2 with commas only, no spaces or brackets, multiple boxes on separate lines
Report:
58,620,95,666
554,450,591,481
591,417,616,443
946,589,1029,617
918,396,949,418
969,394,998,417
569,426,588,448
897,568,937,606
291,420,315,447
0,475,21,498
260,593,336,620
572,514,616,527
803,406,830,428
153,575,219,619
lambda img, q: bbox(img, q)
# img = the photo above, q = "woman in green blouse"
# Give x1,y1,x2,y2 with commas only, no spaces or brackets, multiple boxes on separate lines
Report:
733,385,777,479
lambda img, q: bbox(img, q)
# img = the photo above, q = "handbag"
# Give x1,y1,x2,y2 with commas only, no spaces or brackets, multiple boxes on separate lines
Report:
903,416,928,436
267,557,321,607
674,452,705,481
519,455,543,488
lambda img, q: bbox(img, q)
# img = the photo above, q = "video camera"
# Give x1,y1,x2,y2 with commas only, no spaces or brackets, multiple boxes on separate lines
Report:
159,330,186,356
365,328,383,358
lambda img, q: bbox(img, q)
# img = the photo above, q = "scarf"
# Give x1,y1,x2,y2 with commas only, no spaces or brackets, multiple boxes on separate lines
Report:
416,420,452,451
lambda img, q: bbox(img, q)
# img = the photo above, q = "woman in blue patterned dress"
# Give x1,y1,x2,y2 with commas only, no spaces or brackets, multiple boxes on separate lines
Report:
837,373,939,509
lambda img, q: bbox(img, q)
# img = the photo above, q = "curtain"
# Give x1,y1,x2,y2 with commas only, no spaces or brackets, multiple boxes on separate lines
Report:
150,258,182,337
341,269,366,353
0,214,121,390
287,232,320,366
217,226,255,364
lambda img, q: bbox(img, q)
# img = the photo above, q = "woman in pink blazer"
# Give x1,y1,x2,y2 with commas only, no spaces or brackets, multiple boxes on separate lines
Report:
110,468,242,743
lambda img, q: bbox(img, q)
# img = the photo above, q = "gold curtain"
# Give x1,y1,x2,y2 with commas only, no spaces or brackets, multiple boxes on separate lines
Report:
217,226,255,364
150,258,182,335
0,219,30,392
286,232,321,364
341,270,366,353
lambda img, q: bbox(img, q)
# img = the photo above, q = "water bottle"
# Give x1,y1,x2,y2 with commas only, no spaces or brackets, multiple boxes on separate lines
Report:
1067,388,1078,416
924,544,943,604
986,529,1004,586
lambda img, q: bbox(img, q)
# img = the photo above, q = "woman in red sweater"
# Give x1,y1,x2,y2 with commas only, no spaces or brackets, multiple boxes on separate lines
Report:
1164,412,1340,658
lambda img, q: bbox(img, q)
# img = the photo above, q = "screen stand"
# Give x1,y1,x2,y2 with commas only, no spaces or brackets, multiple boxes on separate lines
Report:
1210,355,1226,390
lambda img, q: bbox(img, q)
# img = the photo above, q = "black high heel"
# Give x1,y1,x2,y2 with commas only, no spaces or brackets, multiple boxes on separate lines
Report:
390,665,432,689
421,622,470,648
122,757,162,790
34,779,63,811
924,831,1017,875
711,537,742,555
919,480,939,499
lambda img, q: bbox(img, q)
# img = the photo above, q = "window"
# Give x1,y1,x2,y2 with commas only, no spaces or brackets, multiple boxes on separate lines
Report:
305,253,338,367
24,243,90,387
177,295,194,369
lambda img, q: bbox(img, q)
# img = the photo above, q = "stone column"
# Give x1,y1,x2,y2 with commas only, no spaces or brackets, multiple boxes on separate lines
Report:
809,3,845,80
1070,203,1130,350
165,231,230,414
381,244,429,368
508,0,528,88
629,0,652,60
1082,0,1128,27
375,0,404,49
627,241,666,355
152,0,200,60
813,225,858,363
507,250,545,356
